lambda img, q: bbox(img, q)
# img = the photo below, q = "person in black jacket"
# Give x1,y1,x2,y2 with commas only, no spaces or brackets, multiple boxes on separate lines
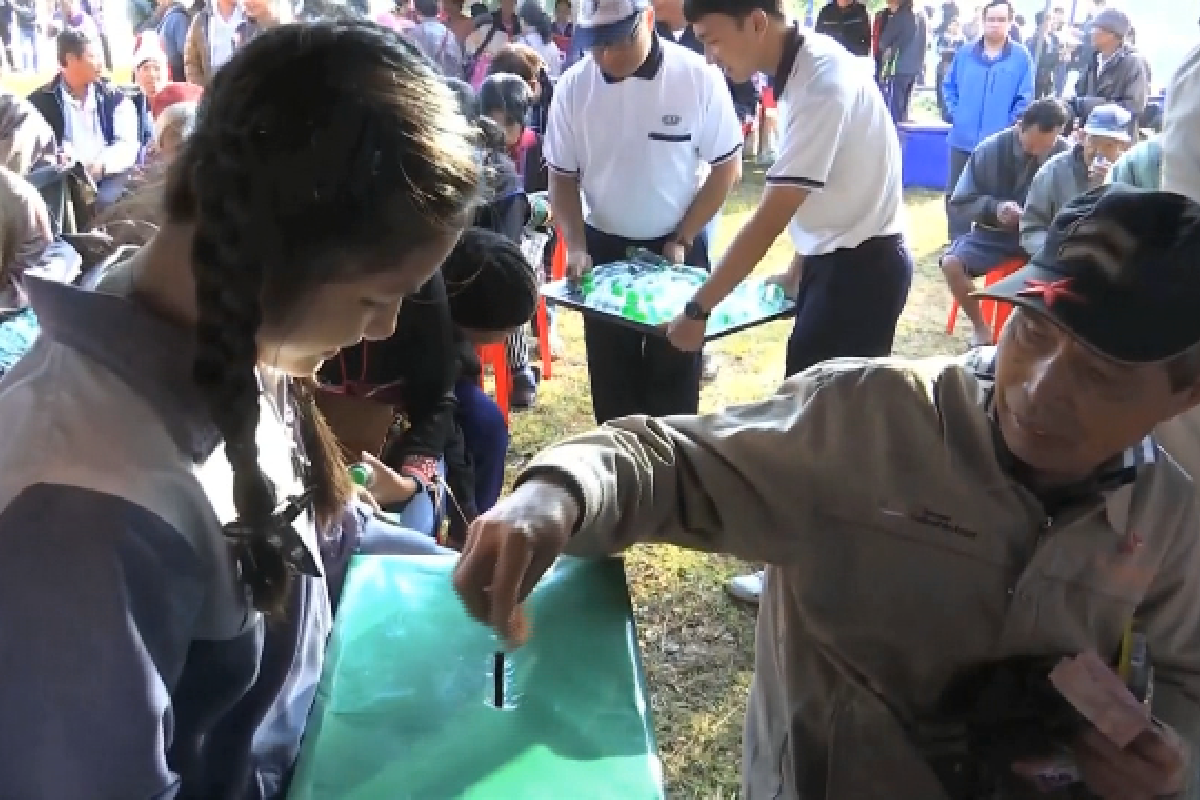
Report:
319,228,538,547
814,0,871,57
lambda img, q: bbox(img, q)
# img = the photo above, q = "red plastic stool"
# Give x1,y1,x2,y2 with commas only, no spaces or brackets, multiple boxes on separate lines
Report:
946,256,1026,344
476,343,511,424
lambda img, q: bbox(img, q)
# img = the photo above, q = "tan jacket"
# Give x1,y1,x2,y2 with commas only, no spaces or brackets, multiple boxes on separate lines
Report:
519,350,1200,799
183,9,212,87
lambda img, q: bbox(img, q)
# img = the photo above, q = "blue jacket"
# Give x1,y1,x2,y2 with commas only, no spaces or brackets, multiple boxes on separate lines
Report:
942,37,1034,152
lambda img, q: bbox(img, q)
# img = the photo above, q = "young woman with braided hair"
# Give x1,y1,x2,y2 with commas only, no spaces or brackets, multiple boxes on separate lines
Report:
0,20,479,799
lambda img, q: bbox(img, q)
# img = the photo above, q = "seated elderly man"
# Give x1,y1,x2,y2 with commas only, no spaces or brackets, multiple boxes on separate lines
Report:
27,30,140,212
1021,104,1133,257
453,184,1200,799
941,98,1068,347
0,166,81,376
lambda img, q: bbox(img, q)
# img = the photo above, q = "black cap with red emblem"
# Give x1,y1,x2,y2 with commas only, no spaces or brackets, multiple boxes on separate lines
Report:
977,184,1200,364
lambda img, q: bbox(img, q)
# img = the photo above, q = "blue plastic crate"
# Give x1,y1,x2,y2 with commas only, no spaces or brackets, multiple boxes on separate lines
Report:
898,121,951,191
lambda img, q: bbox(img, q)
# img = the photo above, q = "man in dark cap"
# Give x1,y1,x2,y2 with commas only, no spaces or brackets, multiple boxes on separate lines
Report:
1070,7,1147,139
452,184,1200,798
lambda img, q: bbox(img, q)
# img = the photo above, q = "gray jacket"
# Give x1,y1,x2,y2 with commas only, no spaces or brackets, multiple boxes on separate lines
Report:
1072,46,1149,139
877,1,927,77
949,126,1067,228
1020,144,1090,256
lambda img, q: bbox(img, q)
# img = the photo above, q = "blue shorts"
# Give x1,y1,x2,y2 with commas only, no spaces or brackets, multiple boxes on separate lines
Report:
945,227,1026,278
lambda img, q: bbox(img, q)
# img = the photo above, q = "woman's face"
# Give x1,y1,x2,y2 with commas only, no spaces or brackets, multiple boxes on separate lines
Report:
258,229,462,376
136,59,165,99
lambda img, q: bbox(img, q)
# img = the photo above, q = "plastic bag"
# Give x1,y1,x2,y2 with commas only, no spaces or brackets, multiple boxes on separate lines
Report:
289,554,664,799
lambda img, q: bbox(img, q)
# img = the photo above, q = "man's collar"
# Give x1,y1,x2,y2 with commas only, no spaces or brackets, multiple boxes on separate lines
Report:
771,23,804,98
600,31,663,84
965,346,1157,496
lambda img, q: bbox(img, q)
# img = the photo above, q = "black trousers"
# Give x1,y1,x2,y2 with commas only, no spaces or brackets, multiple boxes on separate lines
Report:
785,234,913,378
582,224,710,424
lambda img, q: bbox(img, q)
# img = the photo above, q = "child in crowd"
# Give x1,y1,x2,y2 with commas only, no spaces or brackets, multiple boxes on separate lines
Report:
442,226,538,542
0,21,478,798
451,75,542,408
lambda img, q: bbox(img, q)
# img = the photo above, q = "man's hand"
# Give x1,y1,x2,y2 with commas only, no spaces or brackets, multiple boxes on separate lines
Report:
451,480,578,646
665,313,706,352
85,161,105,181
1088,156,1112,187
565,248,593,282
1073,724,1188,800
997,201,1023,229
662,240,686,265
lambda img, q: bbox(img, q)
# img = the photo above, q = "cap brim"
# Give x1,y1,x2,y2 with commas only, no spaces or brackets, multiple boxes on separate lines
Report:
974,261,1190,364
574,11,640,48
1083,125,1131,142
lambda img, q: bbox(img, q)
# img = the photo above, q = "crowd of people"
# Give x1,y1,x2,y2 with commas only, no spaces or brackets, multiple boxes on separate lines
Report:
1,0,1200,797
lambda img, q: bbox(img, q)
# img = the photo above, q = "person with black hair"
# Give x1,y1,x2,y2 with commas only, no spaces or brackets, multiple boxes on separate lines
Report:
517,0,562,76
941,97,1068,347
444,226,538,537
548,0,742,424
27,29,141,210
0,21,480,798
409,0,463,76
473,73,541,408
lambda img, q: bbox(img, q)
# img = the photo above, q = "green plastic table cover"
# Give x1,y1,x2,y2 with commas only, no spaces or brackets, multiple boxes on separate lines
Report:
289,554,664,800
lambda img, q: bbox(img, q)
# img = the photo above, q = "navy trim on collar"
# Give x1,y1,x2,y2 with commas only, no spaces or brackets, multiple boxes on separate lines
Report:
771,24,805,99
600,29,664,83
965,346,1157,493
25,276,220,462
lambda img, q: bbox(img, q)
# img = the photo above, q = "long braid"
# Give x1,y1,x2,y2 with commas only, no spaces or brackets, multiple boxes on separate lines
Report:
189,139,290,616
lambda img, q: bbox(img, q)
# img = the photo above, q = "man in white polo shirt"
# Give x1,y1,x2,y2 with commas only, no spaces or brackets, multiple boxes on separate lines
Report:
665,0,912,602
546,0,742,423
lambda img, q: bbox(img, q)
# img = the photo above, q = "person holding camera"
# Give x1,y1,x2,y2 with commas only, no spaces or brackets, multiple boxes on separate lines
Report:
453,184,1200,800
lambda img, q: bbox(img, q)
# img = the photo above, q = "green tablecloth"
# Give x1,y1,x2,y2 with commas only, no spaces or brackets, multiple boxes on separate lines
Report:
289,554,664,800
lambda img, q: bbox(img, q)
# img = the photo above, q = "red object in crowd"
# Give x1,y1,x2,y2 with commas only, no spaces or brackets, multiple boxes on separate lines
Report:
872,10,886,56
150,82,204,119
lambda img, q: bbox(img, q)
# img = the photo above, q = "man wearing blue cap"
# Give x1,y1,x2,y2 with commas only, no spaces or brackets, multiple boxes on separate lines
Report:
453,184,1200,799
1021,103,1132,257
545,0,743,424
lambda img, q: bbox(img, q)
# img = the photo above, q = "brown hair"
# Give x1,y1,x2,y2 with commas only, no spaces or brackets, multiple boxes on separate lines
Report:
165,21,479,615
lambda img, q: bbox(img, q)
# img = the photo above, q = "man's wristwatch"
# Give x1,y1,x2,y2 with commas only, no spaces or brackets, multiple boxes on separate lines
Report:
683,299,710,321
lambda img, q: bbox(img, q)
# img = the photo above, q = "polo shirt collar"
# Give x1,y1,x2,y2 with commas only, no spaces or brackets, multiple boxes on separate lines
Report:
965,346,1157,499
600,30,663,84
771,23,805,98
25,274,221,463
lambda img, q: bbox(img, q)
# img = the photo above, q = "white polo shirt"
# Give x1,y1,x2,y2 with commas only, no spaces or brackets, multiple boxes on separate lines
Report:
545,37,743,241
767,30,904,256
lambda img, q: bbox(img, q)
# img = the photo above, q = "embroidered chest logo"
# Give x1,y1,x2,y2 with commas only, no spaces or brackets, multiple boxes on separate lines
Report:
881,506,980,539
662,114,681,126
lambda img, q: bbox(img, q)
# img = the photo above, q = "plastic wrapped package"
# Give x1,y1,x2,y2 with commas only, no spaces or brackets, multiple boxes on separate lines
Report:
289,554,664,800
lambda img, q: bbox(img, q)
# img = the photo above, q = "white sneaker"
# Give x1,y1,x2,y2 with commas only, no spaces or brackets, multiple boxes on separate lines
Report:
725,570,765,604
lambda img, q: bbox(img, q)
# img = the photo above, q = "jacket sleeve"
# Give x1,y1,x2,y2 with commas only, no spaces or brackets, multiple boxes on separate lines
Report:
1010,46,1034,123
1019,161,1055,256
1112,56,1150,122
516,370,840,562
850,6,872,57
813,5,834,38
877,8,913,63
0,484,221,799
1163,43,1200,200
943,49,960,121
1137,490,1200,800
183,13,205,86
948,144,1000,226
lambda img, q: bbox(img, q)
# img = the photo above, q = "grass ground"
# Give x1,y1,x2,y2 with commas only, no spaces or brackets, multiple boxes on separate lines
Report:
509,166,963,799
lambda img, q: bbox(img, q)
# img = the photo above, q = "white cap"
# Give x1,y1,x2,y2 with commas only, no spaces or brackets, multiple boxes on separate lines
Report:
575,0,648,48
132,32,168,70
